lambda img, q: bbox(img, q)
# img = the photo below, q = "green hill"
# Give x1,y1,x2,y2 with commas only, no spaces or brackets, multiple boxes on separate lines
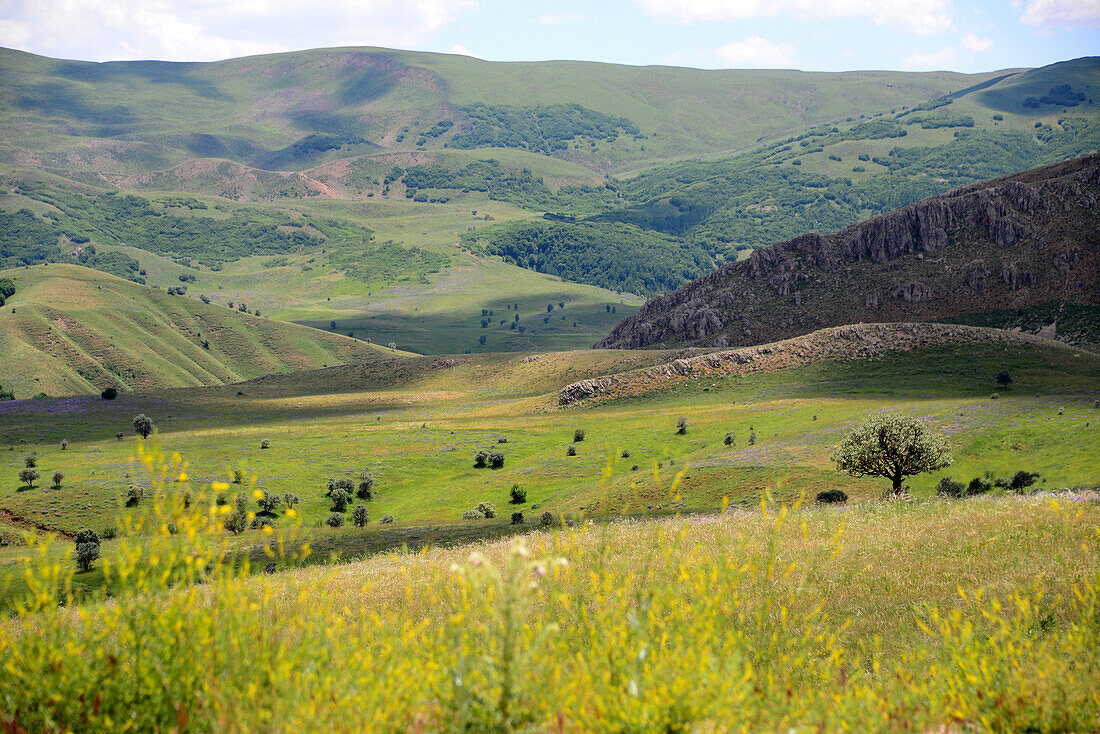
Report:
0,263,395,397
0,45,1007,178
1,47,1097,341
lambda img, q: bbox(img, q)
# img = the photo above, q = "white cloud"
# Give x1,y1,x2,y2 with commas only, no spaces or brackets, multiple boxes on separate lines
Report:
633,0,955,35
902,46,958,69
0,0,478,62
715,36,795,68
1017,0,1100,26
449,44,477,57
960,32,993,52
538,12,586,24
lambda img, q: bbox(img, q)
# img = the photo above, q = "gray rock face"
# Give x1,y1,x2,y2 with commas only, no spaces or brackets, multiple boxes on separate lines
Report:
597,154,1100,350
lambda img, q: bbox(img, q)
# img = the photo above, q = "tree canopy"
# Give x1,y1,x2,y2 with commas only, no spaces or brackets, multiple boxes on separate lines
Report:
833,413,952,496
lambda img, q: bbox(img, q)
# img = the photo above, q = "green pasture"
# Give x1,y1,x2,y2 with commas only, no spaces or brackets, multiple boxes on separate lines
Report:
1,340,1095,550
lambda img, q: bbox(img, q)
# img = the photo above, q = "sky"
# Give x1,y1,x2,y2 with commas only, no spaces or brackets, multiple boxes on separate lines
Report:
0,0,1097,73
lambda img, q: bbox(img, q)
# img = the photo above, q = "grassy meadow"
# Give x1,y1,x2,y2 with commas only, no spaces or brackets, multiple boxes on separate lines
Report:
0,319,1097,730
2,469,1098,731
1,335,1096,547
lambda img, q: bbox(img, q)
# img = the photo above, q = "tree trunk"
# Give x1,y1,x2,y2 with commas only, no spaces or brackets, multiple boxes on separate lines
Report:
891,474,904,496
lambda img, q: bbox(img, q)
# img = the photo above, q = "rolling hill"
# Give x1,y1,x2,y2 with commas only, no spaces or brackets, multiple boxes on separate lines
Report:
597,154,1100,349
0,45,1008,178
0,263,395,397
0,47,1097,352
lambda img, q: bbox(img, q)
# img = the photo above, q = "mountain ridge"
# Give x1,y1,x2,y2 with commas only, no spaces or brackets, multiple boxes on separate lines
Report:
596,154,1100,349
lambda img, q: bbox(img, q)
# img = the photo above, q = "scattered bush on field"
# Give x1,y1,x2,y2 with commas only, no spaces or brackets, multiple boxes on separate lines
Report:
330,488,351,513
352,505,369,527
74,530,100,572
510,485,527,504
936,478,966,498
815,489,848,504
325,513,345,528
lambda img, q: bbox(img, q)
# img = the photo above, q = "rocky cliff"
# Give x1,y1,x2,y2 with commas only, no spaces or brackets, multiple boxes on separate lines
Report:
596,155,1100,349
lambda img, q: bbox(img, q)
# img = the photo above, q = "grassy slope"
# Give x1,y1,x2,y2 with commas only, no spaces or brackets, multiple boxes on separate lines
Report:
1,331,1095,539
0,45,1005,176
2,460,1098,729
0,263,397,396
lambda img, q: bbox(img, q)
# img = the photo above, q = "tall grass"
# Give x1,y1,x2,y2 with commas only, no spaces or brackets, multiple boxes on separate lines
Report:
1,444,1098,731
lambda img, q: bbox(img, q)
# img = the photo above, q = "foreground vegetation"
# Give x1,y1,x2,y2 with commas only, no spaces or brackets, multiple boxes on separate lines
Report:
2,443,1098,731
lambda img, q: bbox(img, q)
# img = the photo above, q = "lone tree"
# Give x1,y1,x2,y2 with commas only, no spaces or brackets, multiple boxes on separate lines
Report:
74,530,101,573
833,413,952,497
995,370,1013,389
19,468,40,488
132,414,154,439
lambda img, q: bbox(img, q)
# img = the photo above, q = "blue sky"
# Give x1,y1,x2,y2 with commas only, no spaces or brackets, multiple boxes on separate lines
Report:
0,0,1096,72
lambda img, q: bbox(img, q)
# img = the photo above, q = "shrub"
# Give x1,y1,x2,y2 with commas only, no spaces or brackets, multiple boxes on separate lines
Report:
488,451,505,469
476,502,497,519
100,387,119,401
18,468,39,488
125,485,144,507
23,454,37,468
967,477,993,496
995,370,1013,389
990,393,999,400
474,450,489,468
566,445,576,456
510,484,527,504
462,509,484,520
256,491,281,514
325,513,346,528
51,471,64,488
352,505,369,527
132,414,154,439
282,493,300,509
676,418,688,435
935,478,966,499
815,489,848,504
573,429,586,442
74,530,100,572
100,526,117,540
223,495,248,534
748,431,756,445
621,449,631,458
536,511,558,528
249,516,272,530
724,432,734,446
260,439,271,449
511,512,525,525
1009,470,1040,492
330,488,351,513
60,439,68,450
232,468,246,484
380,515,394,524
357,471,375,499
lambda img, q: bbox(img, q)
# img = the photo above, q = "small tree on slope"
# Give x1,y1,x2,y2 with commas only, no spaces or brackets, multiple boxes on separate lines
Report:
833,413,952,497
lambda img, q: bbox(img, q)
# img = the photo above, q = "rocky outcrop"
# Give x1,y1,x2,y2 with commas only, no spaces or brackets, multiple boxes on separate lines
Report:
566,322,1065,405
597,155,1100,350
